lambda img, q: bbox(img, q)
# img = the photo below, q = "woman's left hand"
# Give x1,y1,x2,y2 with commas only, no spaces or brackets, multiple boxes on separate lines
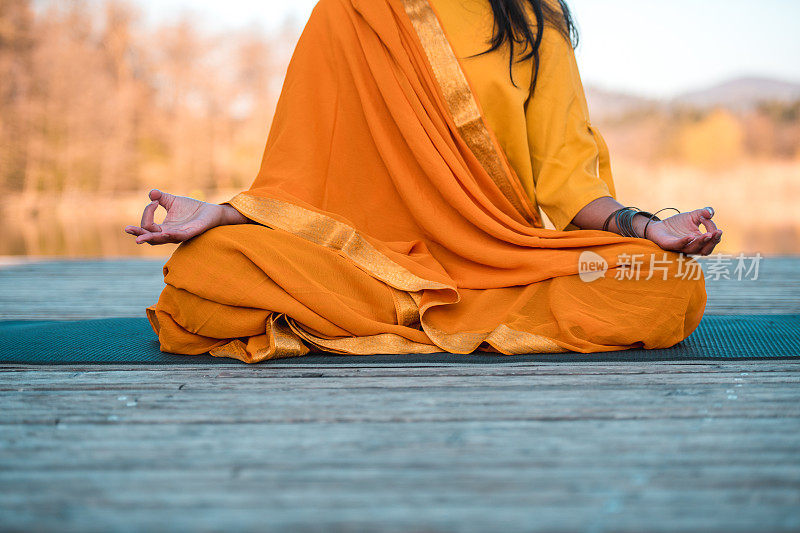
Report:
645,207,723,256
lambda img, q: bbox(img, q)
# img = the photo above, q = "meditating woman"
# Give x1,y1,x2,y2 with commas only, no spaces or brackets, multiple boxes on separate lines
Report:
125,0,722,362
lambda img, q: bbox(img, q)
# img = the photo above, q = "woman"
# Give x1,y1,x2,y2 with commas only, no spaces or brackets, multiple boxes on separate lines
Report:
125,0,722,363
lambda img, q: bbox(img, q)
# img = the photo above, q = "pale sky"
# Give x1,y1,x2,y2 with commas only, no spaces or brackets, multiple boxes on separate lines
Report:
137,0,800,99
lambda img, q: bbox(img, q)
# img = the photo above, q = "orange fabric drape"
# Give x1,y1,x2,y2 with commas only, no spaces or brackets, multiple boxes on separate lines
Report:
146,0,706,362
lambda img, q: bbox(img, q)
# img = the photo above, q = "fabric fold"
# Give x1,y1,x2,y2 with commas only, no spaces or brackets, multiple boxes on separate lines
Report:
146,0,706,362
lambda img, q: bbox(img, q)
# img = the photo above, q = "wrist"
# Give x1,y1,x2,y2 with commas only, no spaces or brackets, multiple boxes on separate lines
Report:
210,203,227,228
632,213,650,239
216,203,249,226
603,207,655,239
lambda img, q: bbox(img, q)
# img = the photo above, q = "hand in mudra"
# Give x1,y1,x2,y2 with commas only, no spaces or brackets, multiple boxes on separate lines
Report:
124,189,230,245
646,207,722,256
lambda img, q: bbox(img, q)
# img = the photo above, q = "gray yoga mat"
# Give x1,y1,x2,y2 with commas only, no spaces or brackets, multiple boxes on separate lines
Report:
0,314,798,365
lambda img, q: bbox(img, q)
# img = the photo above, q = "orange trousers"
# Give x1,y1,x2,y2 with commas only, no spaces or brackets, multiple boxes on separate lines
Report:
147,223,706,363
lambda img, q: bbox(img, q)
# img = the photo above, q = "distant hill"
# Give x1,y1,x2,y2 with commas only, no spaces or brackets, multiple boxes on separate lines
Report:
672,76,800,110
586,76,800,120
584,87,657,122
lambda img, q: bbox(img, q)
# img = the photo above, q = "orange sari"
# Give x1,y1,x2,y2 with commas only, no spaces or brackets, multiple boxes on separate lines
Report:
146,0,706,363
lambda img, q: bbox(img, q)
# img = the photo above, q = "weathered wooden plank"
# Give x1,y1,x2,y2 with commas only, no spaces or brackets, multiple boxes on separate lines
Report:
2,467,798,503
1,420,799,532
1,364,798,423
2,364,798,426
3,419,799,469
0,497,795,533
703,256,800,315
4,360,800,376
1,391,797,425
2,367,799,388
1,361,799,532
0,259,164,320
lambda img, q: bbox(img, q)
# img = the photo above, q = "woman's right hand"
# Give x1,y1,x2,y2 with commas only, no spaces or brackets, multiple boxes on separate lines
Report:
124,189,228,245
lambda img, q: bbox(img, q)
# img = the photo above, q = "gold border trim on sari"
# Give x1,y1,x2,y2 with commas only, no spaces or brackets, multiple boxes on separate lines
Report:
219,192,565,359
199,0,574,362
226,194,453,294
400,0,541,228
208,313,310,363
286,316,443,355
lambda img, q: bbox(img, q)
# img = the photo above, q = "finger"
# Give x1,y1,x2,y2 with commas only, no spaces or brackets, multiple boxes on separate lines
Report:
680,234,709,255
690,208,717,233
663,235,693,252
676,235,694,249
154,232,186,245
695,231,717,255
124,225,147,236
137,231,172,246
143,234,169,246
134,230,156,244
150,189,175,210
140,201,161,232
137,229,183,246
698,237,717,256
699,216,718,233
699,230,723,256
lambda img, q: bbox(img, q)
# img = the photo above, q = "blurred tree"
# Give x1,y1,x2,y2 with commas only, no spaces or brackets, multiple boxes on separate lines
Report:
0,0,290,196
675,108,745,169
0,0,35,192
0,0,793,197
98,0,141,192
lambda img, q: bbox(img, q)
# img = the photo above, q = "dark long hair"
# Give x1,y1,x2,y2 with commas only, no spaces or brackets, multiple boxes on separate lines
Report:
478,0,578,90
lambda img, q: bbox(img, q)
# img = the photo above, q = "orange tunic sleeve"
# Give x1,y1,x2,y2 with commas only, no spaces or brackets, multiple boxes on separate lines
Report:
524,25,616,231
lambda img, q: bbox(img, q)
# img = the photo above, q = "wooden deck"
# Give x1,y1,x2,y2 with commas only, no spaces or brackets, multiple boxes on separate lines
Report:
1,257,799,532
